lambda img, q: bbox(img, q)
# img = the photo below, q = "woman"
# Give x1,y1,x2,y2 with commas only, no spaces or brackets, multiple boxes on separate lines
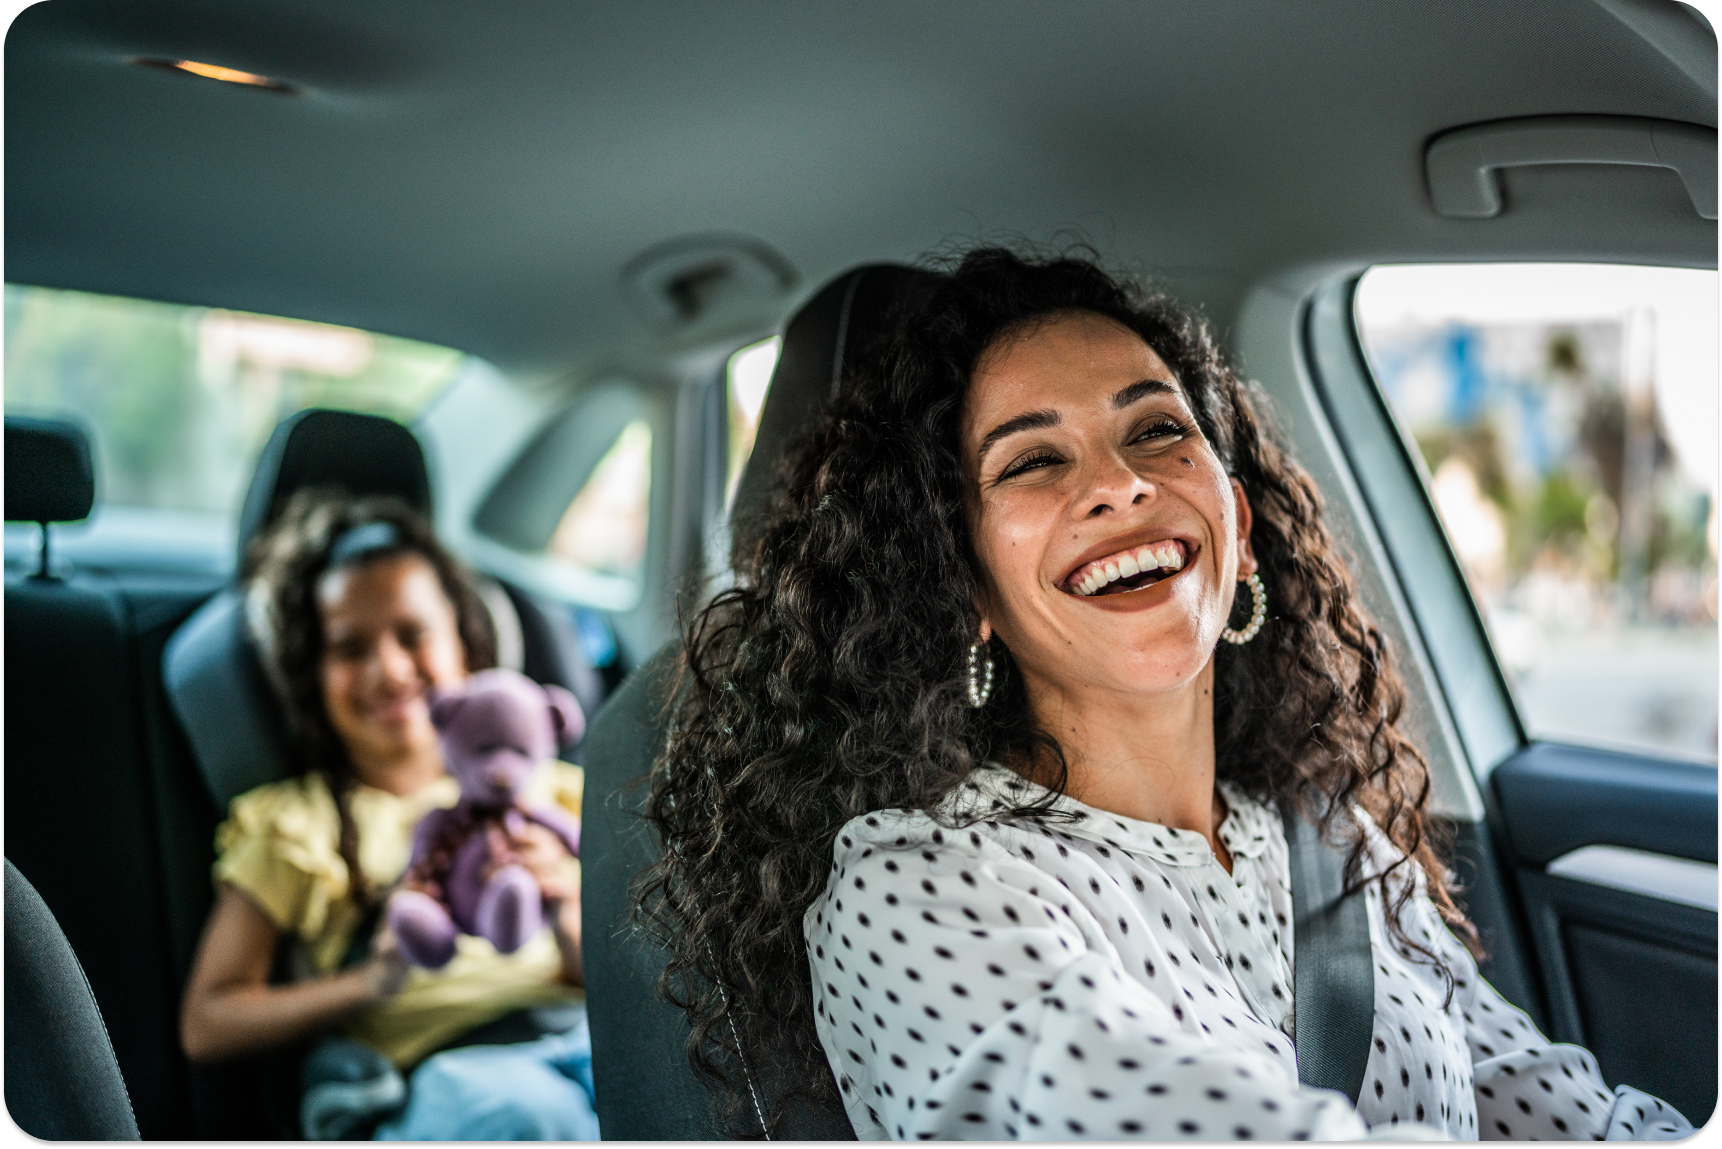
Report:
180,491,598,1140
639,248,1690,1140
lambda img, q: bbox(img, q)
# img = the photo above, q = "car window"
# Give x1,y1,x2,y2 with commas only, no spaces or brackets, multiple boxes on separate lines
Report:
1354,264,1718,761
546,418,653,580
725,336,780,509
4,284,471,569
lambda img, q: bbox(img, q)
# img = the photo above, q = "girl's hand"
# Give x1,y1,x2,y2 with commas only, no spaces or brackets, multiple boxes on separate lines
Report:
506,822,581,906
363,924,410,1000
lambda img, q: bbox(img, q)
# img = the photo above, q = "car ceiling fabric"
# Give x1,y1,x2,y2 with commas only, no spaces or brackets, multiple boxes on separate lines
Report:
4,1,1713,378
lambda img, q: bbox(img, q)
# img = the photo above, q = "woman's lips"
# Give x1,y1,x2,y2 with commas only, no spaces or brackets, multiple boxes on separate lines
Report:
1063,538,1193,597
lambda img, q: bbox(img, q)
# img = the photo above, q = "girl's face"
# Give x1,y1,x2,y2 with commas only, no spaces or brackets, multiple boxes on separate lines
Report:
961,309,1256,705
317,552,468,772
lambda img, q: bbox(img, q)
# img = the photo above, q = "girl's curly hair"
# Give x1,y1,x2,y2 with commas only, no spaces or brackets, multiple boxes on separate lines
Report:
245,489,497,906
637,246,1472,1132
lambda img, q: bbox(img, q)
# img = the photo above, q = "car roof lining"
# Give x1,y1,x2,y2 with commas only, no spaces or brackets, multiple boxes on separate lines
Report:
5,0,1715,380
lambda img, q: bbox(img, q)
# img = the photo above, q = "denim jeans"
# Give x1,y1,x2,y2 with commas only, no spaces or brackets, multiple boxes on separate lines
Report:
373,1020,600,1141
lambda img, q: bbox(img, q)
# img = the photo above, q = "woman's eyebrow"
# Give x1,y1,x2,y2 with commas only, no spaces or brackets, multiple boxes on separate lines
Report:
1112,378,1179,409
977,409,1059,463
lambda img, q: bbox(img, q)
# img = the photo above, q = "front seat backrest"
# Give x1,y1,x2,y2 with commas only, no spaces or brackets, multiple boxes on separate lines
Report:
581,264,932,1140
4,858,141,1140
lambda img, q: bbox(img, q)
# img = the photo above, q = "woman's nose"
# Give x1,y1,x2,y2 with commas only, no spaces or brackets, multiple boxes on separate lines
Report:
1080,453,1156,518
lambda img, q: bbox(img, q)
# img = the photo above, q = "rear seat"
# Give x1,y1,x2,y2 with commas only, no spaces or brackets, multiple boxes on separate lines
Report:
4,409,607,1138
4,416,211,1136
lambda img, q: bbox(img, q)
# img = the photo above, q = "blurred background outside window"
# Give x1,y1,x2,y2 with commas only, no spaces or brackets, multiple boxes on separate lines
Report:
547,419,653,579
4,284,468,573
1355,264,1717,761
725,336,780,509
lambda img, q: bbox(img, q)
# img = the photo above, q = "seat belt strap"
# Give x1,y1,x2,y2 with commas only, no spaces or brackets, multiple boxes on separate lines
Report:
1282,806,1375,1105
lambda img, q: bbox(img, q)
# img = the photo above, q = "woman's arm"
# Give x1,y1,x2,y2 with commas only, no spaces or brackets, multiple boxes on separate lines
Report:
1459,975,1690,1140
180,884,407,1063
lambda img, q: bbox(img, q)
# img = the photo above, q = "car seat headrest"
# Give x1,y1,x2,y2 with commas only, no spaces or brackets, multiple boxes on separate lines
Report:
728,264,936,555
236,408,431,569
4,416,95,525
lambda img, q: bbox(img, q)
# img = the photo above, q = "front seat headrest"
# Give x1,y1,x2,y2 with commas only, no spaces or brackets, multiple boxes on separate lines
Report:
727,263,936,556
236,408,431,570
4,415,95,524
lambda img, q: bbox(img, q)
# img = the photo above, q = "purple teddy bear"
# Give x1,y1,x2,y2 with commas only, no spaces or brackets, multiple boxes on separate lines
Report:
386,668,585,969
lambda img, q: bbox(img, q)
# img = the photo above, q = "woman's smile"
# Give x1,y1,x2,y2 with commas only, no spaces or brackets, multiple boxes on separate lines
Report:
1061,536,1195,597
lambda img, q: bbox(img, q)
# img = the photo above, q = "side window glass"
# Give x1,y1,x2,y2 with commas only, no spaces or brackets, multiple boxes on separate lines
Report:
725,336,780,509
547,419,652,579
3,283,467,573
1355,264,1717,760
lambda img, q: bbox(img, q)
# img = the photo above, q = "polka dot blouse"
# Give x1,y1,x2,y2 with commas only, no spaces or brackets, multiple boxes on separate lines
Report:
805,763,1691,1140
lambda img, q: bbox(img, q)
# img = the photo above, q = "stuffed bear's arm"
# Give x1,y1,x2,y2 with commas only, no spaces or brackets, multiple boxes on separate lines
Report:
402,806,461,890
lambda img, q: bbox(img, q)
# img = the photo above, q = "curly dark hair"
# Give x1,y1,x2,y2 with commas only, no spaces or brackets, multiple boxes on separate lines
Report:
245,489,497,906
637,246,1473,1132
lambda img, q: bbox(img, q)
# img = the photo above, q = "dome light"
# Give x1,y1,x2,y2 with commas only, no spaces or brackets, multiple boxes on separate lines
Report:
131,58,296,93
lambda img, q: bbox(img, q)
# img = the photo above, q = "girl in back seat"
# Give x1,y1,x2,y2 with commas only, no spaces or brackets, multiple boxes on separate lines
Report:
179,491,598,1140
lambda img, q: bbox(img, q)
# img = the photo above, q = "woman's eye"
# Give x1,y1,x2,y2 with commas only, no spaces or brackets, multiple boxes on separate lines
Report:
997,451,1061,481
1131,418,1189,447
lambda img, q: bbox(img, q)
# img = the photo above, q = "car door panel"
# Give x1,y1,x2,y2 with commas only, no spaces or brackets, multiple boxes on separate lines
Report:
1490,743,1717,1122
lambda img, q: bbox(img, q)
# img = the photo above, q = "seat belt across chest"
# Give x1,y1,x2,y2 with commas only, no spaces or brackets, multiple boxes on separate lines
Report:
1281,806,1375,1105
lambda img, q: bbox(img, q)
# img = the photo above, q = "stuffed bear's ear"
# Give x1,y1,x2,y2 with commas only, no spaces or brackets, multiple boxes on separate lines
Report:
429,690,466,731
544,684,585,746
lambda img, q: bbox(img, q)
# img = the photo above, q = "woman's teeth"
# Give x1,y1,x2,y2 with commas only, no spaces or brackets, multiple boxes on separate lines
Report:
1071,540,1186,596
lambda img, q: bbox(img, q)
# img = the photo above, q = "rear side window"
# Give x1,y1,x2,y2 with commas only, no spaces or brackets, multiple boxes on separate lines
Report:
547,419,653,578
1355,264,1717,760
4,284,468,517
725,336,780,509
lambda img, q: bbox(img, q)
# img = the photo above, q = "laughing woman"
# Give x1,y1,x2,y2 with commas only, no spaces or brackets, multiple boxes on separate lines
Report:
638,248,1690,1140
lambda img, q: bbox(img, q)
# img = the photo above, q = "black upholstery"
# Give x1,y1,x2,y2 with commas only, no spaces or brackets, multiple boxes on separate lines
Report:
162,587,295,812
236,408,431,568
4,415,95,525
728,264,934,553
582,264,930,1139
5,562,200,1138
4,859,141,1140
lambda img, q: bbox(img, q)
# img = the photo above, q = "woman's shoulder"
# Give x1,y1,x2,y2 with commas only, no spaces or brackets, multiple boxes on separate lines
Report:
826,797,1034,876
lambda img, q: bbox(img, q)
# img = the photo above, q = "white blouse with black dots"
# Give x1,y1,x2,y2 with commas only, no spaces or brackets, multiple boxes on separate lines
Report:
805,763,1691,1141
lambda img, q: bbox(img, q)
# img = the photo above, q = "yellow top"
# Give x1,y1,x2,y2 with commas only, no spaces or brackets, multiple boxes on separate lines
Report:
213,762,585,1067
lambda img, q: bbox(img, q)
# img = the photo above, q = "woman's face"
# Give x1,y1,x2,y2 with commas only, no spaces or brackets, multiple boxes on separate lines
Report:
962,309,1255,705
317,552,468,771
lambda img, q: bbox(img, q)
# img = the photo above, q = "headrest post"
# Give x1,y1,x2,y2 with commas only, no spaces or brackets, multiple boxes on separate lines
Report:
32,520,53,581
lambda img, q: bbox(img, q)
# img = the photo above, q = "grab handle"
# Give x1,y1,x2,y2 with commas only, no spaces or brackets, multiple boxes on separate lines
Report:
1425,114,1717,220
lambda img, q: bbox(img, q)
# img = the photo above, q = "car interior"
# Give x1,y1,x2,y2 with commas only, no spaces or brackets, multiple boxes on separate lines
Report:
2,0,1716,1139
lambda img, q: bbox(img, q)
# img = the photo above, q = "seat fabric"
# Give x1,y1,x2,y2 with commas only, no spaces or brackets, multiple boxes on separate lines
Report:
4,415,196,1135
4,859,141,1140
581,264,931,1139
